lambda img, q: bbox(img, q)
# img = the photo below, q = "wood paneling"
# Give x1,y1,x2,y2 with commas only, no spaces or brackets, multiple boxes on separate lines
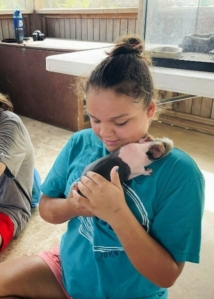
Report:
0,44,87,131
191,97,203,116
41,12,137,42
157,90,214,135
0,11,137,42
0,15,32,40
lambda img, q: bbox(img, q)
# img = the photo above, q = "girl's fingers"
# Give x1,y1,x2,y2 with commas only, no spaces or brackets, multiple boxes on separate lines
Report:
77,177,94,198
110,166,122,189
83,171,107,184
72,190,91,210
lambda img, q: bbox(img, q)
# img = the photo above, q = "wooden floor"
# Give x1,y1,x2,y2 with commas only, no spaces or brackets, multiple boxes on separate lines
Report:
0,117,213,299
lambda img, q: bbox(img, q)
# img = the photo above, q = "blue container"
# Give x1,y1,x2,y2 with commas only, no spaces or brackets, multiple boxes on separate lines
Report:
13,9,24,44
31,168,42,208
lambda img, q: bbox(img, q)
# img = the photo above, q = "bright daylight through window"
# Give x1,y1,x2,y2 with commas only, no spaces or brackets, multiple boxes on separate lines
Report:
44,0,139,8
0,0,139,10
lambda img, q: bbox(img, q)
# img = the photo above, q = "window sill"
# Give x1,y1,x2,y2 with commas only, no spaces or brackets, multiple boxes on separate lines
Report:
35,8,138,14
0,9,33,15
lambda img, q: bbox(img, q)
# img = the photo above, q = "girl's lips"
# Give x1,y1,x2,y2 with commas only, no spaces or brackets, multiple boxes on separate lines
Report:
103,139,120,146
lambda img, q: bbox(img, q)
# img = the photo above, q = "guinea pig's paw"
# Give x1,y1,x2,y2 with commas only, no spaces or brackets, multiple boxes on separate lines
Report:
144,168,153,175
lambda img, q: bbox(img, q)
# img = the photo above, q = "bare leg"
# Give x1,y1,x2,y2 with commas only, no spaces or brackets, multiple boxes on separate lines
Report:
0,235,2,248
0,256,67,299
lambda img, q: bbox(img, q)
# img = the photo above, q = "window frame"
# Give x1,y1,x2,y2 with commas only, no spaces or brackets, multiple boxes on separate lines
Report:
0,0,140,14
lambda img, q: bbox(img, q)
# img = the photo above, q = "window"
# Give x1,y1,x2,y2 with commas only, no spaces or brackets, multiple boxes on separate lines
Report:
44,0,139,9
144,0,214,72
0,0,26,9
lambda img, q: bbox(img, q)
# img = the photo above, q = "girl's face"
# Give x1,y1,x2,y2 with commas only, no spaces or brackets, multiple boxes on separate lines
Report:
86,88,156,152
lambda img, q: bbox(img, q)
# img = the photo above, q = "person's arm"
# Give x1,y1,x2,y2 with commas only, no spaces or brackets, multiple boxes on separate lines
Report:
39,187,93,224
0,162,6,176
109,203,184,288
0,116,27,178
72,167,184,288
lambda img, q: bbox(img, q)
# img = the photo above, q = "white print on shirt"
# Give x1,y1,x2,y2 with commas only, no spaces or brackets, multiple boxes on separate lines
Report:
78,183,149,253
122,183,150,233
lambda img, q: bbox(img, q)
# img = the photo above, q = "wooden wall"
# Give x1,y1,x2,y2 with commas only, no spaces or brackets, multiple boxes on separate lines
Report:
0,11,137,42
158,90,214,136
0,14,32,40
41,12,137,42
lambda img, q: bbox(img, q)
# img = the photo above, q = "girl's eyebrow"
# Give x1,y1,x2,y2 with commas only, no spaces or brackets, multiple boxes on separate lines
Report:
87,113,129,120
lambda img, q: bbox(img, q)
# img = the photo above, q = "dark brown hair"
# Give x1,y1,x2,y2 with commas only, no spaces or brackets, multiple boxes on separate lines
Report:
0,93,13,111
85,34,154,109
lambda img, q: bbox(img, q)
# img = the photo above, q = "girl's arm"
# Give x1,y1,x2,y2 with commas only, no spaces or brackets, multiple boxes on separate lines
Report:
39,188,93,224
109,204,185,288
0,162,6,176
73,167,185,288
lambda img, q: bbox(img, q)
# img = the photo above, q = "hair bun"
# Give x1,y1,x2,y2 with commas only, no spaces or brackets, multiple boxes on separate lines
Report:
108,35,144,57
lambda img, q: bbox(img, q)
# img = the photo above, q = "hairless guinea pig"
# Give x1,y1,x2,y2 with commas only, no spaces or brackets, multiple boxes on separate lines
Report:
81,135,173,184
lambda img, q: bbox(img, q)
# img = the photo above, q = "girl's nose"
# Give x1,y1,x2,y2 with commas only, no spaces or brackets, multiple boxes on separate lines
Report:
99,123,114,138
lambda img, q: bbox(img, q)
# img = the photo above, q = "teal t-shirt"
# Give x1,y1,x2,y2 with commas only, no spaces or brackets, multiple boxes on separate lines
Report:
41,129,205,299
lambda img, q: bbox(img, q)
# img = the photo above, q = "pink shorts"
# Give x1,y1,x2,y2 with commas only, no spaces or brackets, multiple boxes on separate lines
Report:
37,245,73,299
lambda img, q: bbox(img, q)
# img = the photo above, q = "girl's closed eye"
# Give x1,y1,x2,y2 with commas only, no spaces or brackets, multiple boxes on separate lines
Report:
90,118,100,124
115,120,128,126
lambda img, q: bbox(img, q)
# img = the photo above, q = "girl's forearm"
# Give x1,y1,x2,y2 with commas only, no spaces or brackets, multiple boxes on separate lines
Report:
110,206,184,288
0,162,6,176
39,194,77,224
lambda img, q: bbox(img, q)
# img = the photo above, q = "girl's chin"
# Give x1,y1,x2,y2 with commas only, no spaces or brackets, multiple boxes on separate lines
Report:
105,144,120,152
103,139,121,150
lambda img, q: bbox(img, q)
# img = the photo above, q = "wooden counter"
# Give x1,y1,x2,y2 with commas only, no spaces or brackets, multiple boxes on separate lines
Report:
45,47,214,135
0,38,112,131
46,47,214,98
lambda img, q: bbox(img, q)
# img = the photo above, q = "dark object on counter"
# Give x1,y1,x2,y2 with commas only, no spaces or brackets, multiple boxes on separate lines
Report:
180,33,214,53
32,30,46,41
16,27,24,44
1,37,30,43
1,38,17,43
152,57,214,73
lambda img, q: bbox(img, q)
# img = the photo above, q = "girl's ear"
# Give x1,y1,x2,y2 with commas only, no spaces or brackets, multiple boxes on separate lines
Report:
147,101,156,118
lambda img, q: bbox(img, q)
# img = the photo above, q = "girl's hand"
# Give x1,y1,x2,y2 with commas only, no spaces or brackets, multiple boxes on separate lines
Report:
67,184,94,217
72,166,128,224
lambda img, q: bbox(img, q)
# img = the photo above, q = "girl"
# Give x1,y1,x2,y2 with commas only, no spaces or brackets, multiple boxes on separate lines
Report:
0,35,204,299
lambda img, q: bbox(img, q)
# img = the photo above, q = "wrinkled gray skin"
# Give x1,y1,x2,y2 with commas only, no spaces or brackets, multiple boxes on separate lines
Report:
82,137,173,184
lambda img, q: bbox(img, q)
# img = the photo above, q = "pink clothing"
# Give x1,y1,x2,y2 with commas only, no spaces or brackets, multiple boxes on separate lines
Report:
37,245,73,299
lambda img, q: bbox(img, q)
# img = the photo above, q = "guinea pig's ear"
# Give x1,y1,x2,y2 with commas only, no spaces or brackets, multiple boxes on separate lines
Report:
148,141,166,159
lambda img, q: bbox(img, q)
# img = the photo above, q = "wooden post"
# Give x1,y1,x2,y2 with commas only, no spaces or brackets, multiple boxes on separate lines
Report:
137,0,147,39
34,0,45,10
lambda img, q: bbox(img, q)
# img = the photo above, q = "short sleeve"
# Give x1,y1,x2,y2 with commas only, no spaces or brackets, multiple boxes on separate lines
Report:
41,137,74,198
0,115,26,177
150,166,205,263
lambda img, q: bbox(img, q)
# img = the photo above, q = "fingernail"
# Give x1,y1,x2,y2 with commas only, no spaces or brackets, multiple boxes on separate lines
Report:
116,167,119,173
